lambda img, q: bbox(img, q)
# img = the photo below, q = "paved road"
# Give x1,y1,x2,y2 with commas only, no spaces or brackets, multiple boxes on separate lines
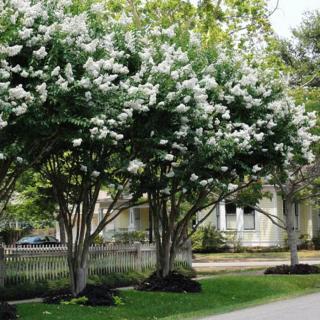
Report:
193,259,320,268
199,292,320,320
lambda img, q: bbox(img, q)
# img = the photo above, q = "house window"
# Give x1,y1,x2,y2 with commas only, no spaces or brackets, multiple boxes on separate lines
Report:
294,202,299,230
226,203,237,230
243,206,255,230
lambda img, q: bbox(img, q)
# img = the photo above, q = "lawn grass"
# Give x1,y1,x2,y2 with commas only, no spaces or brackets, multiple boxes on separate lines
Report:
194,250,320,262
17,275,320,320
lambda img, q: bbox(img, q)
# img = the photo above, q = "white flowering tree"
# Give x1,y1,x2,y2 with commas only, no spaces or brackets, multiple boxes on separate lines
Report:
0,0,150,295
0,0,58,217
247,160,320,266
121,26,318,278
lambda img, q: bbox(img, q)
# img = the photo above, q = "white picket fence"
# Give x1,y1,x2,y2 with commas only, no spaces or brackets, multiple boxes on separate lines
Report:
0,243,192,286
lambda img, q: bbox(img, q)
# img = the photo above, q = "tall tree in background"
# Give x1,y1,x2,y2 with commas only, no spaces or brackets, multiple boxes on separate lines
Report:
3,171,56,229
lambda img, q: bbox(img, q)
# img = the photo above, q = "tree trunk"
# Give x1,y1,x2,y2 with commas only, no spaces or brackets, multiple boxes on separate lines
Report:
159,237,173,278
148,209,153,243
58,215,66,244
285,198,299,266
154,222,177,278
152,207,175,278
67,246,89,296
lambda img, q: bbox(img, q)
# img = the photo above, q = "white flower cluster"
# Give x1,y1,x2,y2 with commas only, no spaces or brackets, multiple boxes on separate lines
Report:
114,28,318,190
0,0,136,159
127,159,145,175
0,0,317,195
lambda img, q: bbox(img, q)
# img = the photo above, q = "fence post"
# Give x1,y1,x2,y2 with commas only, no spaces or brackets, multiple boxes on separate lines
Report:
135,242,142,272
0,246,5,287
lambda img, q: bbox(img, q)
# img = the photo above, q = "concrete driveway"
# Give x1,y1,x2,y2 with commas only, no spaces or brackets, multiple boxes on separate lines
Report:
198,292,320,320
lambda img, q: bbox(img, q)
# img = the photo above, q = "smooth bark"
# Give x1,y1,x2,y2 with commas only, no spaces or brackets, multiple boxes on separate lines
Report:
284,197,299,266
58,214,66,244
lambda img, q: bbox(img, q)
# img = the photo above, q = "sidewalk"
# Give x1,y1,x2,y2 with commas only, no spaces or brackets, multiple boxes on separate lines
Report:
193,259,320,268
199,292,320,320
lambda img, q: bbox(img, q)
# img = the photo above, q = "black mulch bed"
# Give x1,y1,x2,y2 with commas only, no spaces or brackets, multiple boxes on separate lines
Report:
265,264,320,275
135,271,202,293
43,284,119,306
0,302,17,320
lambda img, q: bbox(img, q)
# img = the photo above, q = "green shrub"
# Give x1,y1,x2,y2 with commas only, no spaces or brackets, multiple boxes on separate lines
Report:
224,231,244,253
298,234,314,250
312,233,320,250
191,224,226,253
113,231,147,244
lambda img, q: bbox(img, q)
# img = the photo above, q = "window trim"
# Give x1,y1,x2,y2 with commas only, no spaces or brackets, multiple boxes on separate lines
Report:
225,203,237,230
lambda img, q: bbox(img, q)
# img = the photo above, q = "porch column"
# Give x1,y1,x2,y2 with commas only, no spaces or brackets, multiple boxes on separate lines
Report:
236,207,244,242
308,205,313,238
128,208,135,231
219,201,226,231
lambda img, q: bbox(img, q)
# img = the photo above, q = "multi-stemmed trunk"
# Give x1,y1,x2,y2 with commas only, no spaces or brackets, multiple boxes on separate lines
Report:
154,228,177,278
150,194,191,278
284,197,299,266
67,240,90,296
58,213,66,244
151,197,177,278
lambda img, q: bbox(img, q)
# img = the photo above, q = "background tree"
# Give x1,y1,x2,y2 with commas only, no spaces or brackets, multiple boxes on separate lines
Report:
243,9,320,263
4,170,56,230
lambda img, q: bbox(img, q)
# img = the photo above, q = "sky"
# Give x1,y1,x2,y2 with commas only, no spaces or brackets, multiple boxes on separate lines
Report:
269,0,320,38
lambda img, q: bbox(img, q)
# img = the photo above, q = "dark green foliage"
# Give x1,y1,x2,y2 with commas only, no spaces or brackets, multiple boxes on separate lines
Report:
0,302,16,320
191,224,227,253
4,170,56,229
312,233,320,250
264,264,320,275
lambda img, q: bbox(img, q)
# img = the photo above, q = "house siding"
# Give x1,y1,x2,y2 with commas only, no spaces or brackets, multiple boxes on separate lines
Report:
140,208,149,231
195,186,314,247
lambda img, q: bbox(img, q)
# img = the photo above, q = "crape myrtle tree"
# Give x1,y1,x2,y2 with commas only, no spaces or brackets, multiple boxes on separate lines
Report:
252,11,320,266
116,26,318,278
272,159,319,266
230,153,319,266
0,0,148,295
0,0,58,218
242,90,319,267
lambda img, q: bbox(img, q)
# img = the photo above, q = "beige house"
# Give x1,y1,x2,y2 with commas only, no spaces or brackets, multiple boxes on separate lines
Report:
96,192,150,240
197,185,317,247
56,186,319,247
56,191,151,242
